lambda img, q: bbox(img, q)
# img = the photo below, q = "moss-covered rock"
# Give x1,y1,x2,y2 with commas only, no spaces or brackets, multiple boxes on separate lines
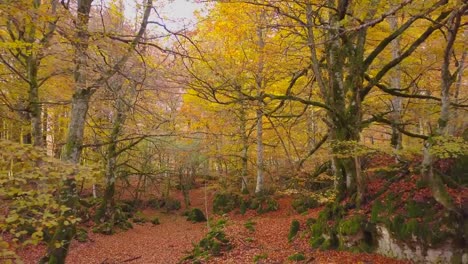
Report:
310,236,325,248
213,193,240,214
186,208,207,223
182,219,231,263
338,214,364,236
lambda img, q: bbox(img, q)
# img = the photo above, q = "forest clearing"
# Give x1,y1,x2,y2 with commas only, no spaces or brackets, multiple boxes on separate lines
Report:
0,0,467,263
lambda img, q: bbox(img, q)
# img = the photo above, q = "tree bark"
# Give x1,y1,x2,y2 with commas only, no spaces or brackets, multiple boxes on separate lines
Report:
388,8,403,153
239,92,249,193
255,12,266,194
422,5,465,215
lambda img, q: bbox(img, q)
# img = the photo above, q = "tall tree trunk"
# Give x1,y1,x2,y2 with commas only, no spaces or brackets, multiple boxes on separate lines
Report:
255,13,266,194
239,92,249,193
96,89,127,225
388,9,403,154
42,1,93,262
27,53,43,147
255,108,264,194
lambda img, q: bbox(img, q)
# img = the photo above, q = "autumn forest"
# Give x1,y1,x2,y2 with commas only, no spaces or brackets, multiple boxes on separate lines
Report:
0,0,467,263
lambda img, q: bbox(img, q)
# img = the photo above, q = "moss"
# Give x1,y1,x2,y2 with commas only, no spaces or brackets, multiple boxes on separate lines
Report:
244,219,256,233
370,200,383,223
400,218,419,240
245,237,254,242
320,237,336,250
310,236,325,248
292,195,319,213
239,199,249,215
415,179,428,189
318,203,344,222
288,220,300,242
288,252,306,261
306,218,316,228
186,208,207,223
310,221,325,238
405,201,425,218
255,196,279,214
383,193,398,214
182,219,231,262
338,214,364,236
253,253,268,262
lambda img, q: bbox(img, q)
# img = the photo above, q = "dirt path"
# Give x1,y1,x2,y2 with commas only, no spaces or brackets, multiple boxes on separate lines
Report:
67,213,207,264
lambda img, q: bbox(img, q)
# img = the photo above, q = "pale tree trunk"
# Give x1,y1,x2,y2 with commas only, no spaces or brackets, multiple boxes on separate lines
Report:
62,0,93,163
451,33,466,134
239,91,249,193
255,108,264,194
388,9,403,154
255,13,266,194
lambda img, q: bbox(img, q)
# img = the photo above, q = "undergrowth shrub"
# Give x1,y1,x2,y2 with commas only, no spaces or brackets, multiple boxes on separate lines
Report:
181,219,231,263
244,219,256,233
292,195,319,213
288,220,300,242
288,252,306,261
213,193,240,214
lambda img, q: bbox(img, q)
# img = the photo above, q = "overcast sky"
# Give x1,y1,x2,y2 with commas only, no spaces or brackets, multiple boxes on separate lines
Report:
123,0,203,31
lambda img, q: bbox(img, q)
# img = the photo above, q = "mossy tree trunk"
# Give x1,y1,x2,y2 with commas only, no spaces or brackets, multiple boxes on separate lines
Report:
43,1,94,262
322,0,370,206
388,8,403,155
96,81,128,225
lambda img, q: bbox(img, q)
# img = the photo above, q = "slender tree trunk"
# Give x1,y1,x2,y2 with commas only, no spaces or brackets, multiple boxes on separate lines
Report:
388,9,403,154
255,108,264,194
239,93,249,193
27,53,43,147
96,96,126,224
254,13,266,194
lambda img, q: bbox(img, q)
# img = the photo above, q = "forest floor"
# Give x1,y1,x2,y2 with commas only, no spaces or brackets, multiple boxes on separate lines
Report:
18,187,411,264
